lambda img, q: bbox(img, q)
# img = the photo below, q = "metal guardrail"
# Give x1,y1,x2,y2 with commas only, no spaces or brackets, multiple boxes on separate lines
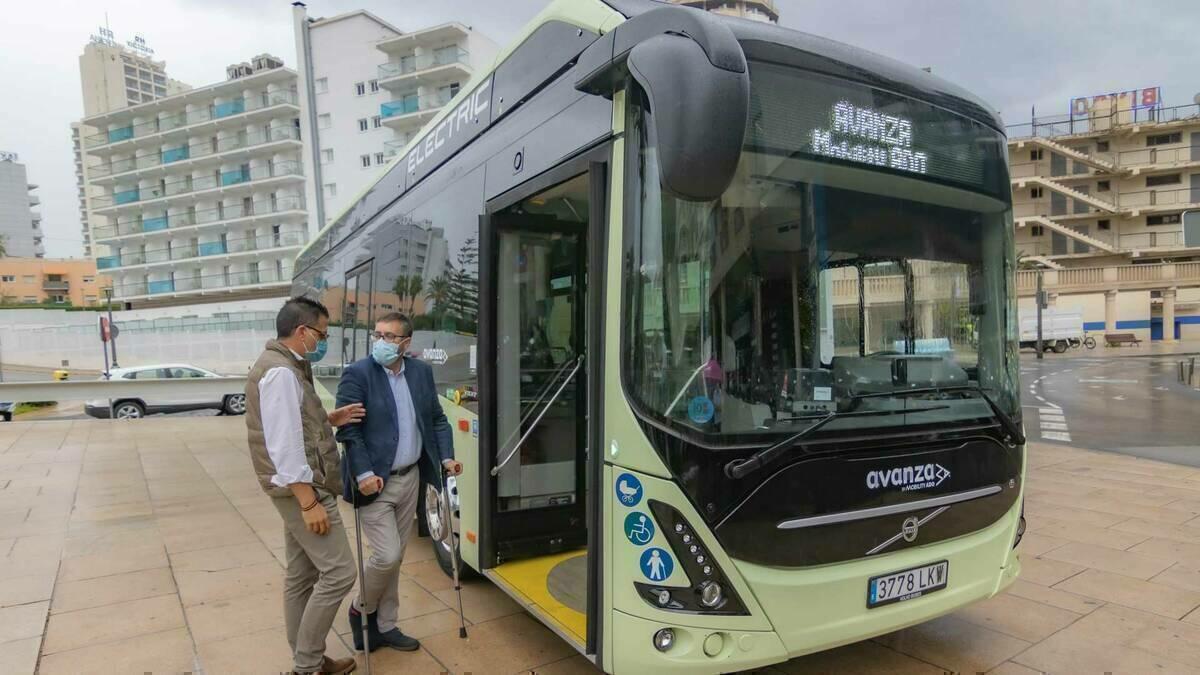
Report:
1006,102,1200,140
0,377,246,402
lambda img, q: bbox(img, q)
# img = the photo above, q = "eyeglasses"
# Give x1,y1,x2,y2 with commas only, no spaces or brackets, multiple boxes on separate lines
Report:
304,324,328,341
370,331,411,344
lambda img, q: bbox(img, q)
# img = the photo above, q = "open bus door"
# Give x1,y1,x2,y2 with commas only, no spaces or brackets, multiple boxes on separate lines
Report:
478,158,607,657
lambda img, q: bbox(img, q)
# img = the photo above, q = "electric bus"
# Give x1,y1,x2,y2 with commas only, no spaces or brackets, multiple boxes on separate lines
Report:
295,0,1026,671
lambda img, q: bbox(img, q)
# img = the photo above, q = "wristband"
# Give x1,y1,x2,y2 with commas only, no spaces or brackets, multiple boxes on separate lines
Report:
301,498,319,512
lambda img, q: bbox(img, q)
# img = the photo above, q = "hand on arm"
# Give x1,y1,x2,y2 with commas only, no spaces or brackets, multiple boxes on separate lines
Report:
328,402,364,427
335,368,372,480
442,459,463,476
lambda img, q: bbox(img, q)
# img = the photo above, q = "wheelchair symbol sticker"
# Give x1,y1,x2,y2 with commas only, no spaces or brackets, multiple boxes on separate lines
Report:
615,473,643,507
640,547,674,581
624,512,655,546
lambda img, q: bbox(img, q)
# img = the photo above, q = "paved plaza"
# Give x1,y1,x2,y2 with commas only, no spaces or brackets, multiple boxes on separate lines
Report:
2,417,1200,674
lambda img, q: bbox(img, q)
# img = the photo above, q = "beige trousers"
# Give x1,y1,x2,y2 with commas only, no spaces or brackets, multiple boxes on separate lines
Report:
354,466,420,632
272,489,356,672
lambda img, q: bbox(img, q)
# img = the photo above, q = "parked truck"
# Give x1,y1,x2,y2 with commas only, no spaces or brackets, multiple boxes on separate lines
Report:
1019,307,1092,352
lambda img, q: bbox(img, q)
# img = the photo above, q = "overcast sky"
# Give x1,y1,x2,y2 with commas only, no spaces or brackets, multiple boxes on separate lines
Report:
3,0,1197,259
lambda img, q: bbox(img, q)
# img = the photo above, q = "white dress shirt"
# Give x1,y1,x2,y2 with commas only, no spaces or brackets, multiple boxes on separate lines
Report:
260,349,314,487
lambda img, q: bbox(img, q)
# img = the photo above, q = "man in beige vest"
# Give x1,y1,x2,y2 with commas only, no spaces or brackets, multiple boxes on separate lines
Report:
246,297,364,674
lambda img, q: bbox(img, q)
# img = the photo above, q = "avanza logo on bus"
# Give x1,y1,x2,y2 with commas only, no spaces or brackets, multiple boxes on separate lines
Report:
866,463,950,492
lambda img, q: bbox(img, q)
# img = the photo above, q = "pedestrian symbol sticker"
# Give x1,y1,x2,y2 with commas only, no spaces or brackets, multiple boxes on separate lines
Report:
624,512,655,545
615,473,643,507
688,396,715,424
640,547,673,581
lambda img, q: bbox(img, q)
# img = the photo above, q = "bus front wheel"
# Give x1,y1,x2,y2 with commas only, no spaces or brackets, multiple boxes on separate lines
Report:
424,481,472,579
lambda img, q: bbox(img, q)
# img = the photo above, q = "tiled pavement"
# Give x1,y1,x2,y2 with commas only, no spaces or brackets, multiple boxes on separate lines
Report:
2,418,1200,674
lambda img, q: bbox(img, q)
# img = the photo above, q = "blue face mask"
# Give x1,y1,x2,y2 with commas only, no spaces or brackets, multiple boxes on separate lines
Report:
302,326,327,363
371,339,400,367
305,339,328,363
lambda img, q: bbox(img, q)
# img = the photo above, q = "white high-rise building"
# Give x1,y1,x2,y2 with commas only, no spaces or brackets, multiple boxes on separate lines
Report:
292,5,499,231
80,55,309,308
78,33,191,118
76,31,191,259
0,152,44,259
71,123,93,257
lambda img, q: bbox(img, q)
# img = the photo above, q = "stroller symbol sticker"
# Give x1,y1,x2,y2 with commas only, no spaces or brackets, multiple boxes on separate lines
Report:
624,512,655,545
640,547,673,581
615,473,643,507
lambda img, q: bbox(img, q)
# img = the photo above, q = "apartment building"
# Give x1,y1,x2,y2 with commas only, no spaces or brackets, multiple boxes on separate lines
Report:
292,5,498,230
72,124,93,257
1007,93,1200,341
76,32,191,259
667,0,779,23
0,153,44,259
0,257,110,306
80,55,308,308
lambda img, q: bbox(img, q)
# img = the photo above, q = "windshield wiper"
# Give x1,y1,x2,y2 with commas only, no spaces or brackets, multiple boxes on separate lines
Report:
724,405,950,480
851,385,1025,446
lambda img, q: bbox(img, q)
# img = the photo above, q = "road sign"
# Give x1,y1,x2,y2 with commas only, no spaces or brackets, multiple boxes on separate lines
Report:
98,316,110,342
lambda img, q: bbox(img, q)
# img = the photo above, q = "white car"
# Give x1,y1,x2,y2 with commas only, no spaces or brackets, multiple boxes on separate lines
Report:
85,364,245,419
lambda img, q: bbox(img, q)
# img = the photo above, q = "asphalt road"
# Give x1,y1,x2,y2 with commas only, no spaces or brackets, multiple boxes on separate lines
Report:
1020,349,1200,466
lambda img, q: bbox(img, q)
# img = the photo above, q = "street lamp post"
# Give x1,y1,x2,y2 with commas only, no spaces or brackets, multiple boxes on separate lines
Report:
103,287,119,368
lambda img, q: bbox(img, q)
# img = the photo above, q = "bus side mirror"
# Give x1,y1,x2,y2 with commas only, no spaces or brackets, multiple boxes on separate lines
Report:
574,5,750,202
626,34,749,202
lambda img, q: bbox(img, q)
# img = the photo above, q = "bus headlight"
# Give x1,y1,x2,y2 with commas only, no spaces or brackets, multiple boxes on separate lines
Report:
633,500,748,615
653,628,675,652
699,581,722,608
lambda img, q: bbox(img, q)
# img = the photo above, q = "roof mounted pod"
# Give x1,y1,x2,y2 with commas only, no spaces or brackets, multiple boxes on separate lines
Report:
575,6,749,202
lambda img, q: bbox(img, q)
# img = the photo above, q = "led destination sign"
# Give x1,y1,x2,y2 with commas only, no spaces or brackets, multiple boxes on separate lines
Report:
746,63,1008,198
810,101,928,175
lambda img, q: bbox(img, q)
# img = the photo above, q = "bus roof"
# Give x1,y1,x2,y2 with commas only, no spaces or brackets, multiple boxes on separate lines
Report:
297,0,1004,270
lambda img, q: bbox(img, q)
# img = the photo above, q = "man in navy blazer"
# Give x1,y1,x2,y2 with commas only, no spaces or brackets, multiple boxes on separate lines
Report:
335,312,460,653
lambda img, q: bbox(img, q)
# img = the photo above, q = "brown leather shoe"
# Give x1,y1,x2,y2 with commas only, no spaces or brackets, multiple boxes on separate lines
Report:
320,655,356,674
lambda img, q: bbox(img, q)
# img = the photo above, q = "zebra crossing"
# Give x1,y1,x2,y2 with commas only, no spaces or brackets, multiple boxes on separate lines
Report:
1036,405,1071,442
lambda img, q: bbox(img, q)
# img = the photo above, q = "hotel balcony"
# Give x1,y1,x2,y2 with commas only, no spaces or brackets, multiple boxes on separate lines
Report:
91,161,305,215
96,231,306,273
376,48,471,93
380,91,453,133
382,137,412,158
84,88,299,155
42,278,70,292
92,195,306,244
112,265,293,302
88,127,302,184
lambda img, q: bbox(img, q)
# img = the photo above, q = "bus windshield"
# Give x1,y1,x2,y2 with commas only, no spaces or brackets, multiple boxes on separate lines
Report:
625,61,1019,443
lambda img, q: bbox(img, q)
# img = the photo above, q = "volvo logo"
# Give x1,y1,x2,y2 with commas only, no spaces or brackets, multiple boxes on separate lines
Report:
866,506,950,555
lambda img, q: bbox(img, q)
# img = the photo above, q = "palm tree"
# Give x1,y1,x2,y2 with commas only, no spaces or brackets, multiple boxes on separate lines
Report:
424,274,452,316
407,276,423,314
391,274,410,311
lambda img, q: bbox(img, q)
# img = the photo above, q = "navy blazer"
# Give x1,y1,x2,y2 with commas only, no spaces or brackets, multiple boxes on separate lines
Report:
335,356,454,506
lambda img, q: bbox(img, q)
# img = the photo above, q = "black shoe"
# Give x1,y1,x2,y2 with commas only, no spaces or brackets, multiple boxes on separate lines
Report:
377,628,420,652
348,606,383,652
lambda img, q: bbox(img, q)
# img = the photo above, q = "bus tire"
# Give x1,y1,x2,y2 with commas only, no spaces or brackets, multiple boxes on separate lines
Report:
424,481,474,579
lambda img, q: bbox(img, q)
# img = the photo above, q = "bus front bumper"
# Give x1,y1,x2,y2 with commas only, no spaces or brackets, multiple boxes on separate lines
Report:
735,500,1022,659
607,502,1020,674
